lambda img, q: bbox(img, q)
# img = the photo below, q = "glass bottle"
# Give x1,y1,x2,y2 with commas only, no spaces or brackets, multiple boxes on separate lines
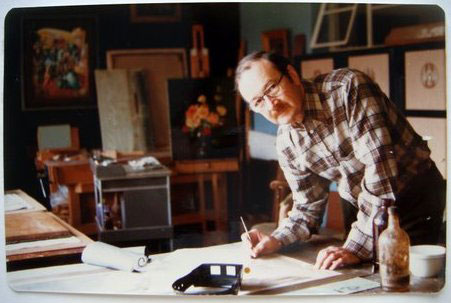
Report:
372,199,392,272
378,206,410,292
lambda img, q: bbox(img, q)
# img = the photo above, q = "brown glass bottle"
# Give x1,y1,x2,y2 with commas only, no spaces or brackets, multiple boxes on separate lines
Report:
372,199,393,272
378,206,410,292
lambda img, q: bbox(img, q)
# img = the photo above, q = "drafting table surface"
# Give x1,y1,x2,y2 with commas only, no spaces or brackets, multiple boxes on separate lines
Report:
7,242,342,295
7,236,445,295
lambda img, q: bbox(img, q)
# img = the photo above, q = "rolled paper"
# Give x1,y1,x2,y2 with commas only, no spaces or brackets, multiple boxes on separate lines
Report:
81,241,148,272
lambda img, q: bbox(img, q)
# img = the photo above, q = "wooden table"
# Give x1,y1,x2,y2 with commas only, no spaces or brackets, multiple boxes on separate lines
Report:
5,209,93,271
281,233,445,294
171,158,239,232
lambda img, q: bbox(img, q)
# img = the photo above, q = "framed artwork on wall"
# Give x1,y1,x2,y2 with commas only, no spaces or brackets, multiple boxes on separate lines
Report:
22,16,97,110
300,58,334,80
407,117,447,178
404,49,446,111
348,53,390,97
261,29,290,58
130,4,181,23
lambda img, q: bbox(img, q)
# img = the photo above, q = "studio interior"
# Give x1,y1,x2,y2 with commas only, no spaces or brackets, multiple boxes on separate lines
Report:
2,2,447,295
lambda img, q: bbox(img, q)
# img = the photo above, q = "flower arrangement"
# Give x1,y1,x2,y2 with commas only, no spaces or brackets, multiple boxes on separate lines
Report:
182,94,227,139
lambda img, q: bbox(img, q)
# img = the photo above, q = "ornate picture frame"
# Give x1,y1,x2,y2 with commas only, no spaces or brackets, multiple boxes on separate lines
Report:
21,16,97,110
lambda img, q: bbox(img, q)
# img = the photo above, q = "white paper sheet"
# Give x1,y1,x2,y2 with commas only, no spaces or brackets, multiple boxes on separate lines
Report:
9,242,342,296
4,193,32,212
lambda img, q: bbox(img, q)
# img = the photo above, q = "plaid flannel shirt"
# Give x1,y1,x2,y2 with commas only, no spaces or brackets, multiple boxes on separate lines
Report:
271,68,432,260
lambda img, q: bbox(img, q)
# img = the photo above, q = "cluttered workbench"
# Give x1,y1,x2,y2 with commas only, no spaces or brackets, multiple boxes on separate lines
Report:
6,234,444,296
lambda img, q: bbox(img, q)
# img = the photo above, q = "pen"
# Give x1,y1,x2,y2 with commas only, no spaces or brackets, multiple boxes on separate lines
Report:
240,216,253,274
240,216,251,241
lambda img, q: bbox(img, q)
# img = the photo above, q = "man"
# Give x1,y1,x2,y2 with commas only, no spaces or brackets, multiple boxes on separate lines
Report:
236,51,445,270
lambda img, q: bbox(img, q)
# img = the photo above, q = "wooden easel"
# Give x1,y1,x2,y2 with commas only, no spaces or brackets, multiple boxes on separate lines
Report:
190,24,209,78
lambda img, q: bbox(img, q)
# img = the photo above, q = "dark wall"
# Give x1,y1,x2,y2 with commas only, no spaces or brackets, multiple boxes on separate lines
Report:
3,3,240,201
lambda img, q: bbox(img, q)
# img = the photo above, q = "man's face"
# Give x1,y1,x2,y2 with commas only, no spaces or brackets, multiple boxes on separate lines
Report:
238,59,303,125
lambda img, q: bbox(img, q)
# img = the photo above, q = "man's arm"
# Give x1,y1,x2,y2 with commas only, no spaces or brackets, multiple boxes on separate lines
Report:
271,132,331,246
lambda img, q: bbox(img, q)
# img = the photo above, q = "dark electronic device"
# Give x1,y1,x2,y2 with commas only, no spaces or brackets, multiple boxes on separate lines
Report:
172,263,243,295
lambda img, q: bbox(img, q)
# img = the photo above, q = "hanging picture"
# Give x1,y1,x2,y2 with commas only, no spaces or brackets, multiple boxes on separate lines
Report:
22,17,97,110
348,53,390,97
405,49,446,111
300,58,334,80
407,117,447,178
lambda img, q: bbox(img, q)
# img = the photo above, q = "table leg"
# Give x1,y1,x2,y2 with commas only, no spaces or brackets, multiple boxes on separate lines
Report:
197,174,207,232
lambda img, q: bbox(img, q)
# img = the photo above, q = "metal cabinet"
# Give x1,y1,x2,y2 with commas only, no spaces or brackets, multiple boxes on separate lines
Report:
91,161,173,247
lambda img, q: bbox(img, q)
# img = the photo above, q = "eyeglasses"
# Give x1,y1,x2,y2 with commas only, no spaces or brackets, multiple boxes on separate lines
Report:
250,74,284,112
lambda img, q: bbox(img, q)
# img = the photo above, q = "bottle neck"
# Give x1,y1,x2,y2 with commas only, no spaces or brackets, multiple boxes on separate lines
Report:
387,207,399,229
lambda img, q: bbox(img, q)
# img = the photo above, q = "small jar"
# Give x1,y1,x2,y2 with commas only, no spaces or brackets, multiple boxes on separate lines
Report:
378,206,410,292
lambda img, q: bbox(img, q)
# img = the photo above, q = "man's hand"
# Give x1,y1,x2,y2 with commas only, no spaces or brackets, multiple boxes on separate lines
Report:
240,229,282,258
314,246,361,270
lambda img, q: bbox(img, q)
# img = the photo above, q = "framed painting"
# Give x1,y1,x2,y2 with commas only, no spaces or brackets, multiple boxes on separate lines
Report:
261,29,290,58
405,49,446,111
300,58,334,80
130,3,181,23
407,117,447,178
22,16,97,110
168,78,240,160
348,53,390,97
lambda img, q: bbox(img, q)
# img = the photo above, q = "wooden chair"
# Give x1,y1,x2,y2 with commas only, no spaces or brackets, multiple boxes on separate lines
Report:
35,126,98,235
253,167,346,239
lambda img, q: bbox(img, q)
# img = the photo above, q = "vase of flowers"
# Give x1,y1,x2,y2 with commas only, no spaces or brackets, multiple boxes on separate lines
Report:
182,93,227,158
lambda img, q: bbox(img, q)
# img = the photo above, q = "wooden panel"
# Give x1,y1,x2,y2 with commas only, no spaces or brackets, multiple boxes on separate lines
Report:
95,69,152,152
6,212,93,262
5,212,72,243
45,160,93,185
174,158,239,174
107,48,188,157
385,22,445,46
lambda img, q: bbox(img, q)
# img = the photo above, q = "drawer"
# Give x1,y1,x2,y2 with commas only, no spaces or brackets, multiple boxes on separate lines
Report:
174,159,239,174
100,177,168,191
